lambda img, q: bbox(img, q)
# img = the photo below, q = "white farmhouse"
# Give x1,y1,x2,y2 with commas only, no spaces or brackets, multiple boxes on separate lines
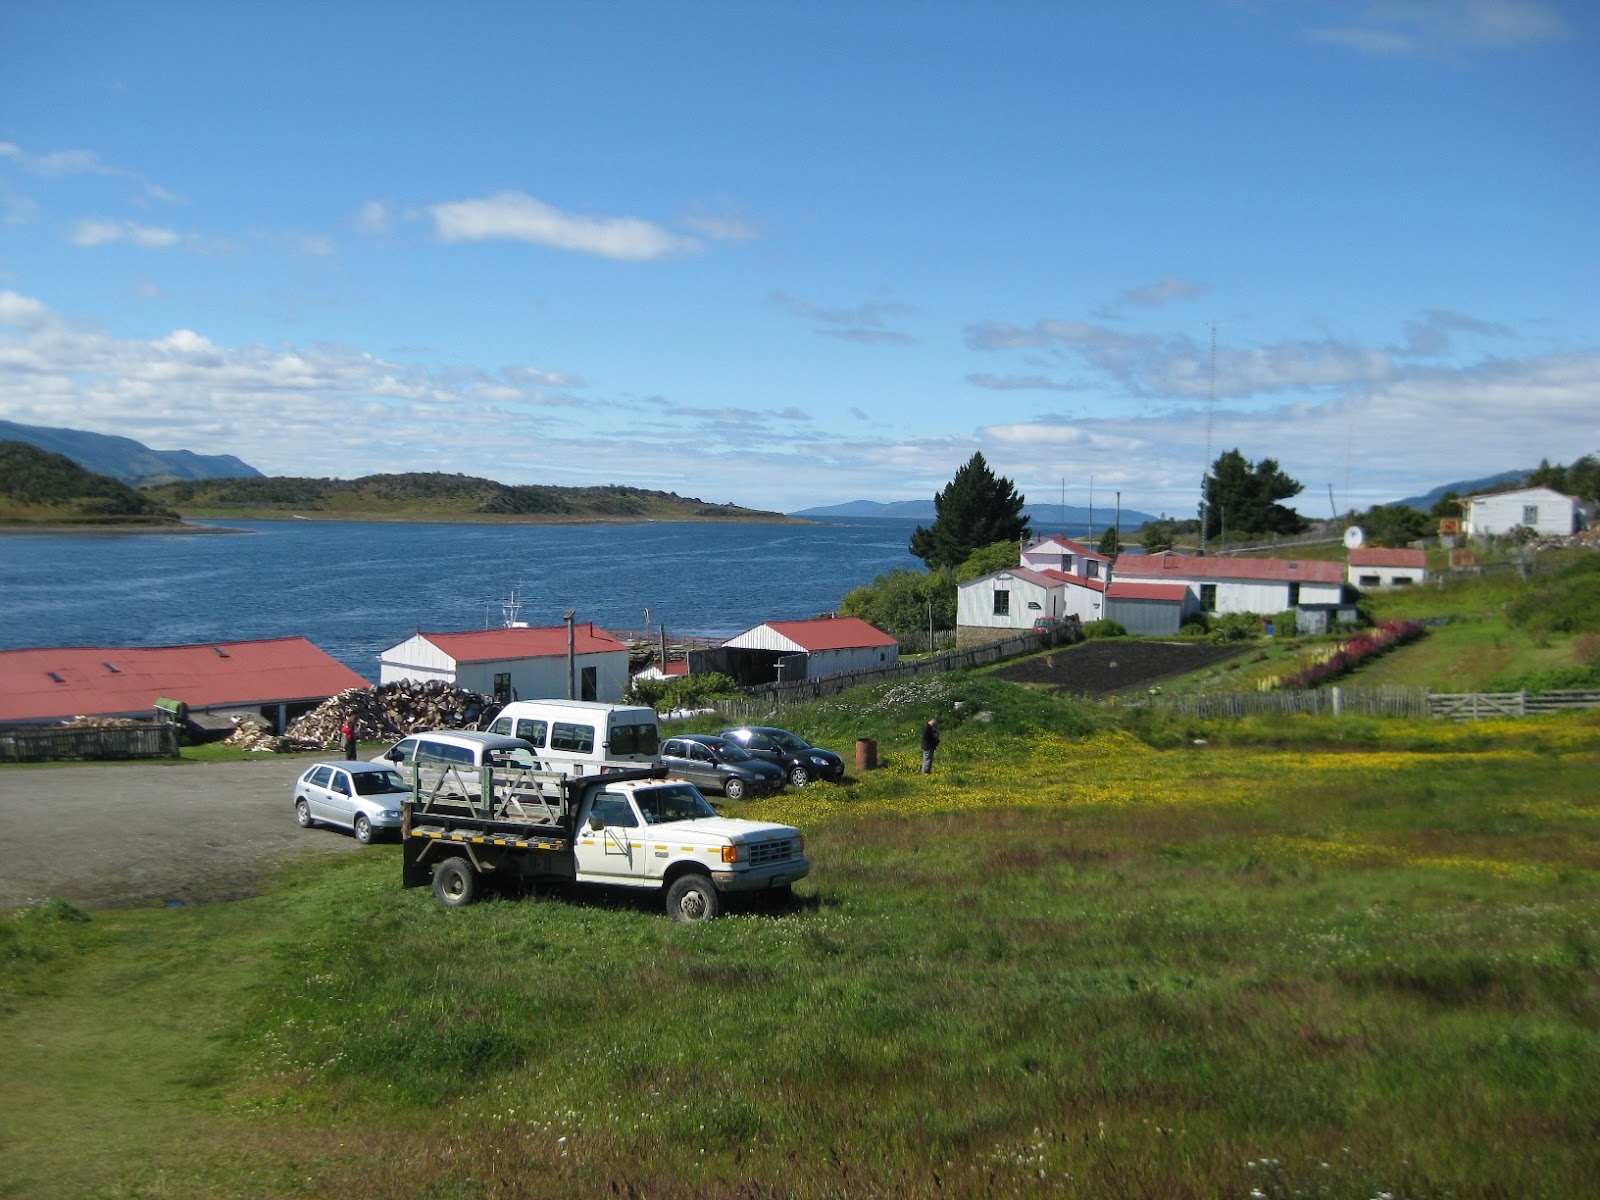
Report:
1021,534,1111,583
1462,487,1579,538
957,566,1105,645
1348,547,1427,589
377,624,632,704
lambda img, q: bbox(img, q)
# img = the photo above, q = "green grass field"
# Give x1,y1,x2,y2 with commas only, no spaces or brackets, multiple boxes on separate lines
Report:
4,675,1597,1199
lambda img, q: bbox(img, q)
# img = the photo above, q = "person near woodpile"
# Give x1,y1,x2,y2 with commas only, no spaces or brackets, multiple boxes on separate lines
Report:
340,718,357,760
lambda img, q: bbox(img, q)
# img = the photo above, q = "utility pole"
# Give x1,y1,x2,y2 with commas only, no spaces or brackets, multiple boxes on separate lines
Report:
564,609,576,700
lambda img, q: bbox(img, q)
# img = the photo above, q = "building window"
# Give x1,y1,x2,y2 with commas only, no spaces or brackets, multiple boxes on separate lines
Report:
581,666,598,702
993,589,1010,616
492,672,511,703
1359,574,1381,587
1200,583,1217,610
1087,561,1100,579
1523,505,1538,525
1061,554,1073,572
1288,583,1301,607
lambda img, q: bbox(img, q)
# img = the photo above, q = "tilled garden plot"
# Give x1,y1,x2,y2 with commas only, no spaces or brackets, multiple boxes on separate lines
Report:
994,638,1254,697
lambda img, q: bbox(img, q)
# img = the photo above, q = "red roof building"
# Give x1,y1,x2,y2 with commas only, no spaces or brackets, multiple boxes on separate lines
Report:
1347,546,1428,589
0,637,369,727
719,616,898,685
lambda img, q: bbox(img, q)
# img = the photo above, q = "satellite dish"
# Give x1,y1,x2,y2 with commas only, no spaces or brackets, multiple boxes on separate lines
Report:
1343,526,1365,549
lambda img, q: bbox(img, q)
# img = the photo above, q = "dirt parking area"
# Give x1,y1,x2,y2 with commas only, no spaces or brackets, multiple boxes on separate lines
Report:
0,753,367,911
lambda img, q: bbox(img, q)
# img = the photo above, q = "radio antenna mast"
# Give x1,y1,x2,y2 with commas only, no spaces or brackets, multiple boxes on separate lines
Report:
1200,322,1216,554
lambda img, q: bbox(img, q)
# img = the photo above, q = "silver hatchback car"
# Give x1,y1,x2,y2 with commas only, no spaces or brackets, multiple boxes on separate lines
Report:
294,760,410,843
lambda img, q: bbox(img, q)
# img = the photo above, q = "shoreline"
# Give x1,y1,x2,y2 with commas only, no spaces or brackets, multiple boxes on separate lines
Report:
0,512,813,535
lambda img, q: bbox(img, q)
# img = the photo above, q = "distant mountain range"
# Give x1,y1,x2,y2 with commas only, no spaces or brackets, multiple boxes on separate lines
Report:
1393,470,1531,510
0,420,262,486
789,498,1164,532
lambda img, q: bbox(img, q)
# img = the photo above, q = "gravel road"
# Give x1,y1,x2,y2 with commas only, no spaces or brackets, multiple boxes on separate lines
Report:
0,753,367,911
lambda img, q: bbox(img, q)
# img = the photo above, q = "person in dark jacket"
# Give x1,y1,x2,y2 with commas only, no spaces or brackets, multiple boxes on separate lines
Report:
920,717,940,774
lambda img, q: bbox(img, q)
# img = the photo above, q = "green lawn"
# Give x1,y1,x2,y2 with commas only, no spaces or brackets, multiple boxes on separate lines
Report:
4,683,1596,1199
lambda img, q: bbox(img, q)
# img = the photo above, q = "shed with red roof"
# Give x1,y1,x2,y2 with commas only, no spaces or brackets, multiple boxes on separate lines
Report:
718,616,897,685
0,637,369,729
378,624,631,704
1104,581,1196,635
1347,546,1427,590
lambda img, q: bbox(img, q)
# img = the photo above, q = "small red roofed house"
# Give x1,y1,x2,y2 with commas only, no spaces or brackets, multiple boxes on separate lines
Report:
1347,547,1427,590
1103,581,1197,635
957,566,1105,646
718,616,897,685
377,624,632,704
1021,534,1111,583
0,637,369,730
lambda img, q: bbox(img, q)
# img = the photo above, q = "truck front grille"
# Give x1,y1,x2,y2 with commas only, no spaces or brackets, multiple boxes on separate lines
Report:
747,839,795,866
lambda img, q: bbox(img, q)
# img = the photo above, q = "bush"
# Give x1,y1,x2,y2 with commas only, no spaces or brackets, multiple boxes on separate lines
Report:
623,671,739,712
1082,619,1126,639
1179,619,1209,637
1271,610,1298,638
1211,612,1263,643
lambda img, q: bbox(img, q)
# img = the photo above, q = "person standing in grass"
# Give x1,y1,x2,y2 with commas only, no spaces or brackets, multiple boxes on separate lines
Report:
920,717,940,774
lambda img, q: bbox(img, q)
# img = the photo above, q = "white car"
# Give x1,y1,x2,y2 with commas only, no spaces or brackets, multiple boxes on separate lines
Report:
294,760,410,843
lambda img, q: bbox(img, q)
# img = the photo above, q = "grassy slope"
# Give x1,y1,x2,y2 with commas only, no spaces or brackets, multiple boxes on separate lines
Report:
3,675,1597,1199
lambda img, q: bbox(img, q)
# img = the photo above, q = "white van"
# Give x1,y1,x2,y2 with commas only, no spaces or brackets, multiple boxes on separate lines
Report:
485,699,660,775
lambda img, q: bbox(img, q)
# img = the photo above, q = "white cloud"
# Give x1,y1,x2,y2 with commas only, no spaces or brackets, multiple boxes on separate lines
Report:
69,219,228,253
0,141,180,202
353,200,391,236
1126,277,1205,307
770,292,918,345
680,204,763,242
1306,0,1568,57
429,192,698,261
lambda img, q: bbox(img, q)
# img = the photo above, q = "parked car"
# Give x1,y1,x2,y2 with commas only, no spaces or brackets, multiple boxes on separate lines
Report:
374,730,543,772
293,760,410,843
658,734,785,801
719,726,846,787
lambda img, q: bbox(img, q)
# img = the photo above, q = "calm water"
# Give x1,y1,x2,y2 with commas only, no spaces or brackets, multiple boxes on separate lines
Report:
0,518,924,681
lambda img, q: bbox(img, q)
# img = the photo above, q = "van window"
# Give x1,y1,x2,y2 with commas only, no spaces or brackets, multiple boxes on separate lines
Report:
419,740,473,766
610,720,659,757
551,722,595,754
515,718,547,747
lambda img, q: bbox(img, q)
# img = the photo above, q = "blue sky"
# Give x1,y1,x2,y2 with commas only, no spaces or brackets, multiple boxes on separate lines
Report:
1,0,1595,518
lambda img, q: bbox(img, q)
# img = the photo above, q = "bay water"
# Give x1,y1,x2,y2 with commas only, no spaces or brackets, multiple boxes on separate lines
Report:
0,518,924,682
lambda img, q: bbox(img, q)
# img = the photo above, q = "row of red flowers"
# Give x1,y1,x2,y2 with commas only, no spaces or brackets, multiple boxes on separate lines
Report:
1280,620,1427,690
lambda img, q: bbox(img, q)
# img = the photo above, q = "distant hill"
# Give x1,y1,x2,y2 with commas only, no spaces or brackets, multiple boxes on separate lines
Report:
1394,470,1531,510
0,420,262,486
0,441,183,526
142,473,790,523
791,498,1162,533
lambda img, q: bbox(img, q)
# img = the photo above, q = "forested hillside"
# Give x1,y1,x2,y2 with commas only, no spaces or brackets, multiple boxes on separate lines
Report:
0,442,182,526
141,473,789,522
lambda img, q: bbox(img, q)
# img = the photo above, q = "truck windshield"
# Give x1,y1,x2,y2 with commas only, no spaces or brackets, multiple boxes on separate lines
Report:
636,784,717,824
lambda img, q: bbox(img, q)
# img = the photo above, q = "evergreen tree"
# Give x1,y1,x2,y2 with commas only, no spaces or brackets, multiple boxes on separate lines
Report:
909,452,1029,570
1201,449,1306,541
1096,526,1121,556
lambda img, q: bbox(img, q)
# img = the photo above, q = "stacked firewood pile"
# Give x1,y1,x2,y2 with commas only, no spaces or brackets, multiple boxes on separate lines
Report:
223,714,321,754
284,680,494,749
62,716,147,728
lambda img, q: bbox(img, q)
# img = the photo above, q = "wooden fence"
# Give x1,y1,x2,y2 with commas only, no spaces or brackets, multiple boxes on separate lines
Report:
1146,686,1600,722
0,723,181,763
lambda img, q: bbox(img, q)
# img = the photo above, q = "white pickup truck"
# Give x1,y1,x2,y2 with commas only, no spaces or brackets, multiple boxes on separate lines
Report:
400,764,808,922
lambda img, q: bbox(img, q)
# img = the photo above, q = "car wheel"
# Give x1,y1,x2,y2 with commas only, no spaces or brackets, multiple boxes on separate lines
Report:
665,874,719,923
353,814,374,844
788,765,811,787
723,777,746,801
295,798,315,828
431,857,477,907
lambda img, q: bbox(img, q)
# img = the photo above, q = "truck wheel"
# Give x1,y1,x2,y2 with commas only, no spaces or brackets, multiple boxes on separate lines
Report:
432,857,478,907
353,814,374,844
723,778,747,801
788,765,811,787
665,874,719,923
295,798,315,828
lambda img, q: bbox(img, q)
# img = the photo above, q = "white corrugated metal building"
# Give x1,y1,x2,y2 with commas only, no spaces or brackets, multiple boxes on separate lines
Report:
377,625,632,703
718,617,897,684
1347,547,1428,589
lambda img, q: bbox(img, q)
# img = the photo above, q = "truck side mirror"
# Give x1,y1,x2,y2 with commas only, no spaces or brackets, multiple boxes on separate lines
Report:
587,814,605,831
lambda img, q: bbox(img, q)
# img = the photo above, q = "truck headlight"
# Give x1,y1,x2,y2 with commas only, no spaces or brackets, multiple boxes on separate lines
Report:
721,844,743,864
